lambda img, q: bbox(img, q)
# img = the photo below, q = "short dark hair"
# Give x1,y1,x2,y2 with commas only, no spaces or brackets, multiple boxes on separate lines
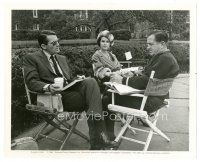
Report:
148,30,168,43
38,30,56,48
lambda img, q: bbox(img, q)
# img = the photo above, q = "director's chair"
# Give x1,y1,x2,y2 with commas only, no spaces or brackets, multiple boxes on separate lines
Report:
22,68,89,150
107,71,174,151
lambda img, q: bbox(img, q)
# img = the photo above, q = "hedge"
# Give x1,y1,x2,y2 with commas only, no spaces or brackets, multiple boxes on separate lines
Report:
12,30,40,41
57,30,91,40
12,29,132,41
11,40,189,138
111,29,131,40
12,49,43,138
12,30,91,41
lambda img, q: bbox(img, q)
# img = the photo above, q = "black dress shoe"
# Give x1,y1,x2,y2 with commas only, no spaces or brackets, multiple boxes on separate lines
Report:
90,146,105,150
109,135,116,141
100,132,118,148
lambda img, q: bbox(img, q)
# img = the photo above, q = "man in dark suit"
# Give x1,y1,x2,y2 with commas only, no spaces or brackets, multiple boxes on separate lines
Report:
103,30,179,138
23,30,113,150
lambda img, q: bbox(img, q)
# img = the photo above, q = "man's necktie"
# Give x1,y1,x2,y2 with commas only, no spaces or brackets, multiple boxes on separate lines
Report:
50,55,63,77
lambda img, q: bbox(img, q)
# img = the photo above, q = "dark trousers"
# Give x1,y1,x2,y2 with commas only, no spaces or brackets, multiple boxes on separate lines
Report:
61,77,102,115
60,78,105,149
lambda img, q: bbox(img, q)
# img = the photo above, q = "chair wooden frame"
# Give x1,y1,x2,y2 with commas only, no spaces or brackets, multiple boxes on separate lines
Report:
22,68,89,150
107,71,174,151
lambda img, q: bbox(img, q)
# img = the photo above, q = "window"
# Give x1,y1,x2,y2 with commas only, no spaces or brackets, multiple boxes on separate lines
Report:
88,27,91,31
33,24,39,30
33,10,38,18
186,13,190,24
80,11,82,19
85,10,88,19
15,24,18,30
167,11,173,24
80,25,83,32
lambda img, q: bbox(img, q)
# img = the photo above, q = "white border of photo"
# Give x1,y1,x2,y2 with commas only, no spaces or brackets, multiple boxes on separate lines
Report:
1,0,199,162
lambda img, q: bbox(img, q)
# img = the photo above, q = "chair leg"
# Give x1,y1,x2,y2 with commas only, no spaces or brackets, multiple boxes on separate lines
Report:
59,118,79,150
145,119,170,142
114,116,133,143
55,117,89,142
43,116,69,134
34,122,49,140
143,128,154,151
143,111,159,151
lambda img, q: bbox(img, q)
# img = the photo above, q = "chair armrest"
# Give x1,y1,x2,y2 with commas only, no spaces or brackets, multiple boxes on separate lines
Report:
107,89,144,97
119,61,132,64
37,93,64,112
28,90,52,95
26,104,57,115
108,104,148,118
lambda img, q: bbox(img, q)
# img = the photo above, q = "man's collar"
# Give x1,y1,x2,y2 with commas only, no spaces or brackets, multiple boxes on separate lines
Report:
154,48,170,56
43,50,54,60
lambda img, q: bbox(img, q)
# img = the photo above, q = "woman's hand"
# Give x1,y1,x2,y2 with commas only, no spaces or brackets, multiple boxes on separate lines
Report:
110,72,123,84
122,71,134,77
104,68,112,77
104,71,112,77
134,69,143,76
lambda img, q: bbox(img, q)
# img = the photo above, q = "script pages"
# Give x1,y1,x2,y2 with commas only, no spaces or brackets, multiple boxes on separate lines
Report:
61,77,85,91
104,82,144,95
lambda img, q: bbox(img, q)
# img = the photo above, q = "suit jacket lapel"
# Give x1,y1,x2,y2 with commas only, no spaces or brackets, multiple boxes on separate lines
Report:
56,55,71,80
38,51,56,75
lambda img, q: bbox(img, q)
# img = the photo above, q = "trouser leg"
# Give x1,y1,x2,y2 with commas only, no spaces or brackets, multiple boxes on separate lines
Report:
102,93,116,140
61,78,107,149
87,116,104,150
77,78,103,115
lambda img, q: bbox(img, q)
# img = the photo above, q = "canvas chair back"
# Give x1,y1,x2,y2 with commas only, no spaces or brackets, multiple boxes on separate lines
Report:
140,71,174,111
144,78,174,96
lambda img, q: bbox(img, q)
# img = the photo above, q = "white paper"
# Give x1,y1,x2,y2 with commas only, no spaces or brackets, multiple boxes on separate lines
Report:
125,51,132,60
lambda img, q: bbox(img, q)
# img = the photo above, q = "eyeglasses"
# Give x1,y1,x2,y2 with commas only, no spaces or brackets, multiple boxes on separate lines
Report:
48,40,60,46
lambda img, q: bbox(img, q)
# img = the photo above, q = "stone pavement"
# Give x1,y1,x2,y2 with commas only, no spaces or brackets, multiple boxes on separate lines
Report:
15,74,189,151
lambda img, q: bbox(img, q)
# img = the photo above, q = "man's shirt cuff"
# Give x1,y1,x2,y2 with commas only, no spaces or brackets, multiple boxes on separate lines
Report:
43,84,50,92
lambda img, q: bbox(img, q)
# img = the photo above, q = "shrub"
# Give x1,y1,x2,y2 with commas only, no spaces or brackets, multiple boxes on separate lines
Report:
12,29,91,41
78,31,91,39
12,30,40,41
111,29,131,40
57,29,79,40
11,49,43,138
168,42,189,73
59,45,99,76
58,30,91,40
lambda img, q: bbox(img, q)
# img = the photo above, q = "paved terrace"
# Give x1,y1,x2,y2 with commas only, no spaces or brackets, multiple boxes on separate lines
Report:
14,74,189,151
